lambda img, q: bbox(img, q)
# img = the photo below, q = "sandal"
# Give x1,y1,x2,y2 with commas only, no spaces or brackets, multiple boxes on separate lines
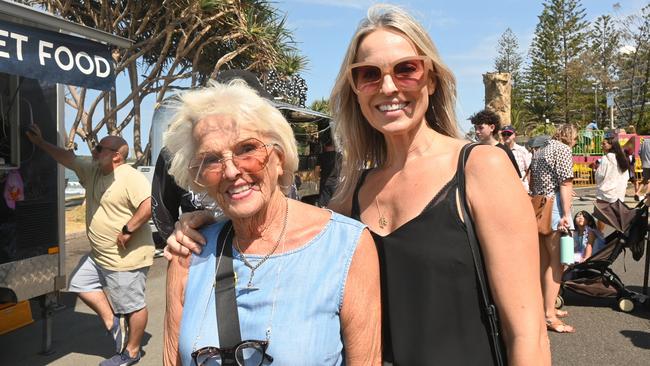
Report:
546,318,575,333
556,309,569,318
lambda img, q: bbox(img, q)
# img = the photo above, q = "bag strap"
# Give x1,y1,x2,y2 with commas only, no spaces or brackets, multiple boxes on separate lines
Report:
214,221,242,347
456,143,507,366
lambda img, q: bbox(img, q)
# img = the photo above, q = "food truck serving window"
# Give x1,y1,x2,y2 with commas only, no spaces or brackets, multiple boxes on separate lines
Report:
0,18,115,91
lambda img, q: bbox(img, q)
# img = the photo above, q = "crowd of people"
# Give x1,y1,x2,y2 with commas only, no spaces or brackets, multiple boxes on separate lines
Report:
27,3,650,366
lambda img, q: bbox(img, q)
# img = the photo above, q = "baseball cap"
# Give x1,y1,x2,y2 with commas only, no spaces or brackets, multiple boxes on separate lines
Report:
501,125,515,134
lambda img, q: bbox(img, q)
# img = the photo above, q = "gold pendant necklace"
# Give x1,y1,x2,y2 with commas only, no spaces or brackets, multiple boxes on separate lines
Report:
375,196,388,229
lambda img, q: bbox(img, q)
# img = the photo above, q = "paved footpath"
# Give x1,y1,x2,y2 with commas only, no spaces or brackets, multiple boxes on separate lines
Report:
1,191,649,365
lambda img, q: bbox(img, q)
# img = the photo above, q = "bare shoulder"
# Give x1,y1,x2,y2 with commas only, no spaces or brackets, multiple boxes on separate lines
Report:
289,198,330,217
287,198,334,242
464,144,513,177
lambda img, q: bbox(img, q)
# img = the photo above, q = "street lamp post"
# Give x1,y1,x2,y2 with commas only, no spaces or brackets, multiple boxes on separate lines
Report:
607,87,619,130
592,82,600,126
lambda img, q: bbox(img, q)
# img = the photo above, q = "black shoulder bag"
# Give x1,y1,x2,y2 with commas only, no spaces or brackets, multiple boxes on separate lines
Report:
214,221,242,347
456,143,508,366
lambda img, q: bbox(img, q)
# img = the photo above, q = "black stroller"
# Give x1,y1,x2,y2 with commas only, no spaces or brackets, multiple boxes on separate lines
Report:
558,200,649,312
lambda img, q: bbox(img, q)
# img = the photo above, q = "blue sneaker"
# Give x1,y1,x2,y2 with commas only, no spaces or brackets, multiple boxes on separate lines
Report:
108,314,128,354
99,350,141,366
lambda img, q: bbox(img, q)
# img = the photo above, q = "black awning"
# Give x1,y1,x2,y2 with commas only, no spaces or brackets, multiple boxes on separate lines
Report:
0,18,115,90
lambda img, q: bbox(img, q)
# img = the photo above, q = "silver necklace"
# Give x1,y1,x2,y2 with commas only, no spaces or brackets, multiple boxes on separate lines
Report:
234,198,289,290
191,223,285,351
265,232,285,342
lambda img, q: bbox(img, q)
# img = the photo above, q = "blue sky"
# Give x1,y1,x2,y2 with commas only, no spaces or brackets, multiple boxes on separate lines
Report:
275,0,645,132
70,0,645,156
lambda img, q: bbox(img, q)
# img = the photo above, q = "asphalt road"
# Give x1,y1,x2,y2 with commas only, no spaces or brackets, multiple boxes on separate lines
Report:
0,191,649,365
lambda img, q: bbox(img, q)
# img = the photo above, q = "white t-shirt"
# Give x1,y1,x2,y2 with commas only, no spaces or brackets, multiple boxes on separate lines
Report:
595,153,629,203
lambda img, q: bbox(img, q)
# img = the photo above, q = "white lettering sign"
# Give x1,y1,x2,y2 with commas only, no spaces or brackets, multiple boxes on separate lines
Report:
0,29,8,59
95,56,110,78
11,32,27,60
54,46,74,71
0,29,28,60
39,40,53,65
0,19,115,90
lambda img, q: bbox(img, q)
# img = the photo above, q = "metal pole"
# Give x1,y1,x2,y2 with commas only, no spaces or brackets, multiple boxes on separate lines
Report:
593,83,599,125
643,233,650,295
610,105,615,129
591,83,600,124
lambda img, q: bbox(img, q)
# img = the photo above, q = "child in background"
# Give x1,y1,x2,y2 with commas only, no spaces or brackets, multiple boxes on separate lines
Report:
573,211,605,262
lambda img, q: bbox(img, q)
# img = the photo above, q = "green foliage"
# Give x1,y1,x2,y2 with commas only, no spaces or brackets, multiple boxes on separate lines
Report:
494,28,529,132
494,28,523,85
523,0,589,125
309,98,330,114
31,0,308,163
589,15,620,86
493,1,650,135
617,4,650,133
529,122,557,137
524,6,562,123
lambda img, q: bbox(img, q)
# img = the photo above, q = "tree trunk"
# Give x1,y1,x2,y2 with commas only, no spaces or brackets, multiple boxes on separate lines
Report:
483,72,512,126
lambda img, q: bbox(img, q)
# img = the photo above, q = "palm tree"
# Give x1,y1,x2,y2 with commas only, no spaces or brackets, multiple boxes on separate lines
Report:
33,0,305,164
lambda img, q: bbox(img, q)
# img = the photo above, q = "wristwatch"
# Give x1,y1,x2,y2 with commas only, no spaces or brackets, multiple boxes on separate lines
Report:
122,224,133,235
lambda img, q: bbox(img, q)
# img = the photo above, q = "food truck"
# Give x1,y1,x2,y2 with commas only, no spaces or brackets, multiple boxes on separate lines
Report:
0,1,130,352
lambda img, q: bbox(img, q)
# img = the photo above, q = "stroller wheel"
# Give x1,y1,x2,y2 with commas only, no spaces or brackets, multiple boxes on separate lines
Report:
555,295,564,309
617,297,635,313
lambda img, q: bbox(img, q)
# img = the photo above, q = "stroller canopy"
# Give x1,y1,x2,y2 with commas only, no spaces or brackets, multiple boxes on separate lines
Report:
593,200,647,261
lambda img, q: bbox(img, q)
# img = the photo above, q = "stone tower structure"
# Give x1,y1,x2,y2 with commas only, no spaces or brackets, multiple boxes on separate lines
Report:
483,72,511,127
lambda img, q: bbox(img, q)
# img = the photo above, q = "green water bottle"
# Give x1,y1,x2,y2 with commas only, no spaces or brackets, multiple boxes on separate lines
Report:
560,230,574,265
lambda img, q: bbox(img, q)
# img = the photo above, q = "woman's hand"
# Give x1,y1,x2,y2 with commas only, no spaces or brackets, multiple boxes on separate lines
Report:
558,216,572,231
163,210,215,260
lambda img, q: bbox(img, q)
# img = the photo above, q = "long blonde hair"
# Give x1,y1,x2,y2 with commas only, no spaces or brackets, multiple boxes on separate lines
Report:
329,4,459,207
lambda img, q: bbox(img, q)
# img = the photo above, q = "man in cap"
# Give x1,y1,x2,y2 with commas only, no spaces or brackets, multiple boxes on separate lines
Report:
501,125,532,191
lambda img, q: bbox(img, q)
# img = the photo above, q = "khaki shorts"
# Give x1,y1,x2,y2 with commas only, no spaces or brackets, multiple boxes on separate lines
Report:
68,254,149,314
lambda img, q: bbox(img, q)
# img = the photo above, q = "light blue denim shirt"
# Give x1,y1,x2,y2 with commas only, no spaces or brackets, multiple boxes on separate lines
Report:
178,211,365,365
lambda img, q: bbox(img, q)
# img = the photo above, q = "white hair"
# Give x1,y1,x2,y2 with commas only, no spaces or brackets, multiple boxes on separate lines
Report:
164,80,298,194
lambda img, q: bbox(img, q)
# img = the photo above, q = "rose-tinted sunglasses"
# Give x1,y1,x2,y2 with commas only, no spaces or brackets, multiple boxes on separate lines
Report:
347,56,433,95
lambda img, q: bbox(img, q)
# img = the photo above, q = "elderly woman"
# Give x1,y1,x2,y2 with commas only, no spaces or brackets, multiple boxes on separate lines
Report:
162,81,381,365
529,124,578,334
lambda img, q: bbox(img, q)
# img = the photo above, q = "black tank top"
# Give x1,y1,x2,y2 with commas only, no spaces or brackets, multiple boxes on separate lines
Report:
351,144,496,366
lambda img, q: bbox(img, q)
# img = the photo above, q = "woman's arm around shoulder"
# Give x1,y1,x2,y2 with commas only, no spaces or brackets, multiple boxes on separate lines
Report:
163,252,192,366
340,228,382,365
464,146,551,366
